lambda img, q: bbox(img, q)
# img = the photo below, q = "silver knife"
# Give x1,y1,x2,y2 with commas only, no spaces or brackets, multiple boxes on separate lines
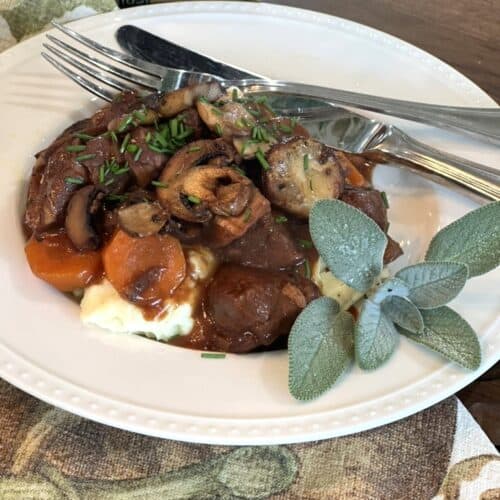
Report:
116,25,263,80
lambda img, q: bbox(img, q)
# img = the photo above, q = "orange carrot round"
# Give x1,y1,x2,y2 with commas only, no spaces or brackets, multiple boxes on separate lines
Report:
25,233,102,292
102,229,186,304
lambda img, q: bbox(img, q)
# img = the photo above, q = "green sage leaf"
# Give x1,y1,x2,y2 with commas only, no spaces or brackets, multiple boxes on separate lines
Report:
382,295,424,334
310,200,387,292
289,297,354,401
425,201,500,277
370,277,409,304
396,262,468,309
355,300,399,370
398,307,481,370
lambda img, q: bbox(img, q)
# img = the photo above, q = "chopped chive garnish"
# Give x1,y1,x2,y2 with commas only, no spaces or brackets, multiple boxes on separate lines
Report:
243,208,252,222
113,167,130,175
215,123,223,137
65,176,84,185
188,145,201,153
133,109,147,123
298,239,313,249
303,259,311,279
134,147,143,161
198,96,209,104
74,132,94,141
104,178,114,186
303,154,310,171
381,191,389,209
211,107,223,117
75,153,96,162
152,180,168,188
66,144,86,153
117,115,133,133
145,131,152,143
235,118,246,129
99,165,105,183
275,215,288,224
247,108,261,117
170,118,178,137
233,166,246,176
201,353,226,359
255,96,268,104
126,143,139,154
110,131,118,143
232,88,238,101
279,123,293,134
255,148,270,171
187,194,201,205
120,133,131,154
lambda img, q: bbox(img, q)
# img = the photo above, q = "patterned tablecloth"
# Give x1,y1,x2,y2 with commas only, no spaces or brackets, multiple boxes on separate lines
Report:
0,2,498,499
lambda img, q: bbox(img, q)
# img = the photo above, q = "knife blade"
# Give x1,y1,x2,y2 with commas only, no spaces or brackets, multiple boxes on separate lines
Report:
115,25,262,80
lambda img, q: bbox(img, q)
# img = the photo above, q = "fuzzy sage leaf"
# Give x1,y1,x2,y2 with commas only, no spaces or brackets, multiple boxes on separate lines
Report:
398,306,481,370
425,201,500,277
355,300,399,370
395,262,468,309
382,296,424,334
370,277,409,304
310,200,387,292
288,297,354,401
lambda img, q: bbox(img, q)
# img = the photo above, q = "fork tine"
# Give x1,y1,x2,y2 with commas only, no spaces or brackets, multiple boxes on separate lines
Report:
46,34,160,90
51,21,165,78
43,43,135,93
42,52,113,102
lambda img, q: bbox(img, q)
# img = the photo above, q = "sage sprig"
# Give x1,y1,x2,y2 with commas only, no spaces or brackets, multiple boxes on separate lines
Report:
288,199,499,401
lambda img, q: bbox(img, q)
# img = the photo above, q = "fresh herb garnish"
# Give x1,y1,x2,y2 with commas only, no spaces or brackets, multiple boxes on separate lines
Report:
65,176,85,185
188,145,201,153
288,200,500,401
74,132,93,141
243,208,252,222
120,133,131,154
214,123,223,137
152,180,168,188
133,147,143,161
75,153,96,162
117,114,134,133
275,215,288,224
232,88,238,101
303,154,310,171
187,194,201,205
381,191,389,209
201,353,226,359
146,117,193,154
126,143,139,154
105,193,128,203
298,239,313,249
278,123,293,134
66,144,86,153
303,259,311,279
255,148,270,171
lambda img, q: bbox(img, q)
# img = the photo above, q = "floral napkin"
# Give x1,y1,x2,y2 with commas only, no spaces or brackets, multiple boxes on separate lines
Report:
0,2,498,499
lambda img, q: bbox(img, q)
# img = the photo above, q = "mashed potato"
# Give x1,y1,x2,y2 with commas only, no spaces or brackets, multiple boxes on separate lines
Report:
312,258,389,309
80,247,216,341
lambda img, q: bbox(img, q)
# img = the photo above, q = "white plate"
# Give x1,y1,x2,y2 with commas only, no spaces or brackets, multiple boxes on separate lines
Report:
0,2,498,445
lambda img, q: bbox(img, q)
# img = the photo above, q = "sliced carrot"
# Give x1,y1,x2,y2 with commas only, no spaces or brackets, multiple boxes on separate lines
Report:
25,233,102,292
102,229,186,305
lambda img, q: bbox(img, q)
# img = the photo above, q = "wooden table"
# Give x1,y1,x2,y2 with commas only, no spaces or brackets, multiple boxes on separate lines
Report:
271,0,500,446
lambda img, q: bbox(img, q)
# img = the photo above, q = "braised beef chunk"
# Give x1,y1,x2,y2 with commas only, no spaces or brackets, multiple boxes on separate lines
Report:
218,213,304,270
123,127,168,187
90,90,140,131
205,264,319,353
340,186,402,264
35,149,89,235
341,186,388,230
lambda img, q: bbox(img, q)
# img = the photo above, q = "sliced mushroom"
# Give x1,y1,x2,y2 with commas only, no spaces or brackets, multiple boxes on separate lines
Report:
65,185,104,251
196,99,256,140
262,137,345,218
158,82,223,118
156,139,237,206
161,166,253,223
117,201,169,238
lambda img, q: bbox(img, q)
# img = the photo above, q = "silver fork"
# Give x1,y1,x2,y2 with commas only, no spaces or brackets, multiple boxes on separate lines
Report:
42,21,500,142
41,23,500,201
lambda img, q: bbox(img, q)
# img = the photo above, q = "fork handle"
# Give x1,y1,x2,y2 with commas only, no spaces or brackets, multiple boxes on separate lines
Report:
234,80,500,141
371,128,500,201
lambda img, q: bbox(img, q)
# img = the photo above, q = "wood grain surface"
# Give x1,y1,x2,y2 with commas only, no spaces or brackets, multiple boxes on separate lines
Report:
271,0,500,445
271,0,500,102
